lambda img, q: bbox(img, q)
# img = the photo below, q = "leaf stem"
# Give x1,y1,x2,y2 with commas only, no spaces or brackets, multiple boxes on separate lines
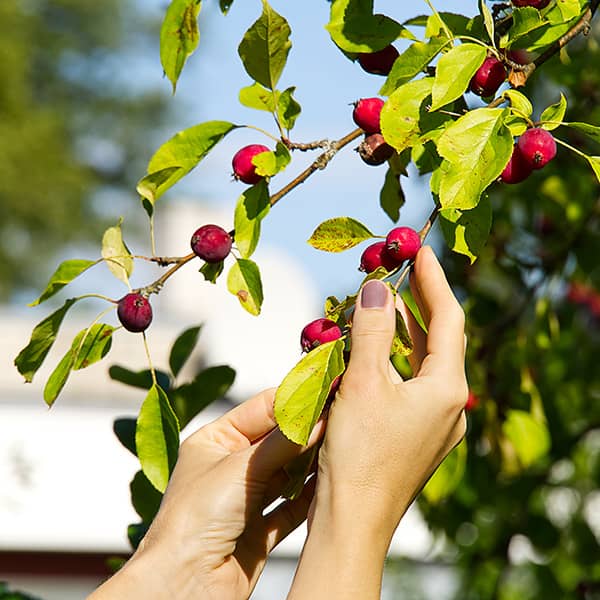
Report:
245,124,281,144
78,293,119,304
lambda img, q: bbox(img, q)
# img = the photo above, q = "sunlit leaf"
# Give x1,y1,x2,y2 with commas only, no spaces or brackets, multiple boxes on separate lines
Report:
440,200,492,263
102,218,133,285
227,258,263,315
307,217,374,252
29,259,97,307
233,180,270,259
502,409,551,468
423,439,467,503
540,93,567,130
169,325,202,378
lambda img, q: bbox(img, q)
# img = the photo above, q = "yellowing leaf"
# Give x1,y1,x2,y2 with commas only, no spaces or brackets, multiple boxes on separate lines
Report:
307,217,374,252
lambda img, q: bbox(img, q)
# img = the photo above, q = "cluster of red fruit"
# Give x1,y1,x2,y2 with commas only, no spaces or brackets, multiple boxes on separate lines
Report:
500,127,557,184
117,224,234,333
352,96,395,166
566,281,600,317
360,226,421,274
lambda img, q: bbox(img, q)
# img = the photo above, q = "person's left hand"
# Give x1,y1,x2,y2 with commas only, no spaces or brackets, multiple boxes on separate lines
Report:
89,388,324,600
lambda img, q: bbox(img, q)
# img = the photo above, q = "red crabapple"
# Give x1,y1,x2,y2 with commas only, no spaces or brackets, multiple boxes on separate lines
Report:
517,128,557,170
512,0,550,8
117,293,153,333
232,144,270,185
300,318,343,353
360,241,401,273
385,227,421,263
499,144,533,184
191,224,232,263
352,98,385,134
470,56,507,97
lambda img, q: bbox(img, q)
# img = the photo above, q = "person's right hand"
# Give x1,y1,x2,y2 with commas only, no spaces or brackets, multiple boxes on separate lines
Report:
288,246,467,600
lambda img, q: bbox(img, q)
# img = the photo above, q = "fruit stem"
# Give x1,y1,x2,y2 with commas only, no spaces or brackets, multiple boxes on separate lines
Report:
269,128,364,207
142,331,158,387
138,252,196,297
245,124,281,144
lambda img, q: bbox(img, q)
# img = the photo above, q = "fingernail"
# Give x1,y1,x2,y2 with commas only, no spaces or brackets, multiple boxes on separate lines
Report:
361,280,388,308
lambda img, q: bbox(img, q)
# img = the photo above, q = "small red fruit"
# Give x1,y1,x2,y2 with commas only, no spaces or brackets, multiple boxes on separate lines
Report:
117,293,153,333
385,227,421,263
517,128,557,170
357,45,399,76
232,144,270,185
499,144,533,184
300,318,343,353
465,390,480,412
352,98,385,134
470,56,507,97
360,241,400,273
512,0,550,8
191,224,232,263
358,133,394,166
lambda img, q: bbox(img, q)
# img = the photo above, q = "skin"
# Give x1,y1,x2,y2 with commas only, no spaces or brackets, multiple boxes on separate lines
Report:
89,246,467,600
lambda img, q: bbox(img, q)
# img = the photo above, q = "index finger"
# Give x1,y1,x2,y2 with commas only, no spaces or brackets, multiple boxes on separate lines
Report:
411,246,465,378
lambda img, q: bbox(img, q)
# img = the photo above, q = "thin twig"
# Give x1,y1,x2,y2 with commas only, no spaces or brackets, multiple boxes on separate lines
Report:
138,252,196,296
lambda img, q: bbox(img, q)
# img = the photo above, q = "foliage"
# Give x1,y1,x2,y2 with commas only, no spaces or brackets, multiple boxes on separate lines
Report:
11,0,600,597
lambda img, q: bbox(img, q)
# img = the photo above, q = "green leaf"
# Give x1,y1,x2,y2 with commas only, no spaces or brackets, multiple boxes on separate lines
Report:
238,0,291,90
325,0,405,53
277,87,302,131
160,0,201,93
233,179,271,259
102,218,133,285
307,217,374,252
507,7,545,46
113,418,138,457
239,82,278,112
401,288,427,332
169,325,202,378
554,0,582,22
479,0,495,45
173,365,236,428
503,89,533,118
29,259,96,306
504,114,529,137
380,78,446,153
136,384,180,493
502,409,550,468
15,298,80,383
200,260,225,283
425,12,480,39
43,323,115,406
563,122,600,145
380,166,405,222
275,339,345,445
540,93,567,130
422,439,467,504
227,258,264,315
584,155,600,183
110,365,171,391
137,166,184,210
379,37,447,96
252,142,291,177
437,108,513,210
130,470,163,524
440,201,492,264
220,0,235,15
140,121,237,204
430,44,487,111
391,309,414,356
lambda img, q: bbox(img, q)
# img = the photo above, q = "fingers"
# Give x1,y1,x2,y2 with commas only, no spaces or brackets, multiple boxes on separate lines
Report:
411,246,465,378
263,476,316,553
197,388,278,452
346,279,396,378
241,418,326,484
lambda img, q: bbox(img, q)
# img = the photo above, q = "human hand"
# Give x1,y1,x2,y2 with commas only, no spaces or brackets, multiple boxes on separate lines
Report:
90,389,324,600
288,246,467,599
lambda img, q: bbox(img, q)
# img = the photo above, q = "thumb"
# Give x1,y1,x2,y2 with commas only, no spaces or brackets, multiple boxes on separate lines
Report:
347,279,395,378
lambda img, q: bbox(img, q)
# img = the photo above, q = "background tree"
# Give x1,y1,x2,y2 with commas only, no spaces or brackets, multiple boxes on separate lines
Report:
0,0,169,299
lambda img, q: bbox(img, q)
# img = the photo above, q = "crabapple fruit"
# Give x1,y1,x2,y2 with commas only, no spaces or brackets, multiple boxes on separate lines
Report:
300,318,343,353
470,56,507,97
357,45,399,76
512,0,550,8
232,144,270,185
358,133,394,166
499,144,533,184
191,224,232,263
117,293,153,333
385,227,421,263
352,97,385,134
360,241,400,273
517,128,557,170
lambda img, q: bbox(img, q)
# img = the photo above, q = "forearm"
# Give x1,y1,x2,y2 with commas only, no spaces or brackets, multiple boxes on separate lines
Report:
287,494,394,600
